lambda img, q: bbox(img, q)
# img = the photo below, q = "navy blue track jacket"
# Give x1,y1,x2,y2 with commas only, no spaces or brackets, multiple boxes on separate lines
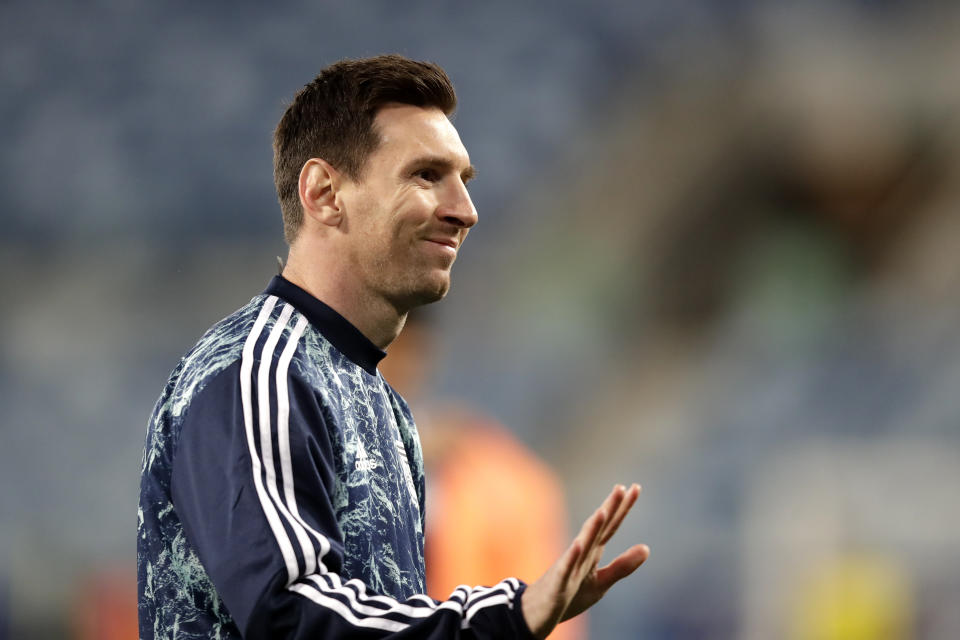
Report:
137,276,535,639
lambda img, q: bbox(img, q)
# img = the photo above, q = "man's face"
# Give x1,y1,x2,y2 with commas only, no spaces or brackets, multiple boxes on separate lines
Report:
337,104,477,310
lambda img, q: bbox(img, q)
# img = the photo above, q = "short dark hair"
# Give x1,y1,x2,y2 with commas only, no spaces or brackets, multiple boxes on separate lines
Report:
273,54,458,243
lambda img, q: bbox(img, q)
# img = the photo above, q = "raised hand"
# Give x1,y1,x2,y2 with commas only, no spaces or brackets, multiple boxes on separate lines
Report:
521,484,649,639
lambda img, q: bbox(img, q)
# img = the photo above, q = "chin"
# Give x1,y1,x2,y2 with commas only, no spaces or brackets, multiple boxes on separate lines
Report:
407,275,451,308
386,265,454,310
414,283,449,305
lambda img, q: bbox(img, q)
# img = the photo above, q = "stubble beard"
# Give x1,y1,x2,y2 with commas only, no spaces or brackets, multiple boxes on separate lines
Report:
392,264,451,310
369,249,452,314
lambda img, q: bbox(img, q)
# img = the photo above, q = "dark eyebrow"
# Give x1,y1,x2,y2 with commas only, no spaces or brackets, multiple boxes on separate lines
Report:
403,155,477,183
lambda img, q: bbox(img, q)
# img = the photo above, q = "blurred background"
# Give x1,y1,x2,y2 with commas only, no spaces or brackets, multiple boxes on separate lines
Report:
2,1,960,638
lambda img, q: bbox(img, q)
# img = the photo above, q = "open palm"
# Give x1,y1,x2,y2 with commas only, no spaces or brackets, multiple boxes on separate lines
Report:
521,484,649,639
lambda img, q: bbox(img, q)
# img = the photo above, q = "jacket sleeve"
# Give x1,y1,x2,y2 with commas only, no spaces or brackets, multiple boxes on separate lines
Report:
170,356,536,640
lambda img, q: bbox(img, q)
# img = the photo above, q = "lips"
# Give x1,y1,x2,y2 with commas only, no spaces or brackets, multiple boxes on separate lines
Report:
425,236,458,250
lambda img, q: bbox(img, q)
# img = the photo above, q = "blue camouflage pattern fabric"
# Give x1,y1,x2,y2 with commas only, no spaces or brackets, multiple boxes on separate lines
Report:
137,276,532,640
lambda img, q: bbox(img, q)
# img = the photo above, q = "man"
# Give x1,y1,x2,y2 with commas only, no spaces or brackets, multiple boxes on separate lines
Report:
138,54,648,639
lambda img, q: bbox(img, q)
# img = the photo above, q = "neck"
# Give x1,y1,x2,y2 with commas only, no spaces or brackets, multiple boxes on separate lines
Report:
282,248,405,350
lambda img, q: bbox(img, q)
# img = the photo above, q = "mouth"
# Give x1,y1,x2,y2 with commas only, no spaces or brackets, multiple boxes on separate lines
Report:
424,237,459,250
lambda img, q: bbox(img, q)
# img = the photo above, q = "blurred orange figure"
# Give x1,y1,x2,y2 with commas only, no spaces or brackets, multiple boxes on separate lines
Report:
71,566,138,640
381,314,585,640
422,407,584,640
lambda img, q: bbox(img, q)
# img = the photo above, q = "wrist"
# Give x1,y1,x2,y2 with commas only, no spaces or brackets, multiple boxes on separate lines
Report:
514,583,541,640
520,580,554,640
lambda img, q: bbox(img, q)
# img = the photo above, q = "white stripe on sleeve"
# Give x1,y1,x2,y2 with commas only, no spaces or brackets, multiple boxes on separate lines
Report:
275,313,326,572
256,304,322,581
240,296,300,584
289,583,409,633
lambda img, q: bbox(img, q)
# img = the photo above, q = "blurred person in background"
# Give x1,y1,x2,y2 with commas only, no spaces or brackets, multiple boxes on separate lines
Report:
71,569,138,640
137,54,648,639
788,551,913,640
380,311,586,640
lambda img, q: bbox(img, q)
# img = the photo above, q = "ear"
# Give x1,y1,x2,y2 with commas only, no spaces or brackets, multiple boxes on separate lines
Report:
298,158,343,228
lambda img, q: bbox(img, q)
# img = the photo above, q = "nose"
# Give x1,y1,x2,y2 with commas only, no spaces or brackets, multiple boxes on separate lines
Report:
438,180,478,229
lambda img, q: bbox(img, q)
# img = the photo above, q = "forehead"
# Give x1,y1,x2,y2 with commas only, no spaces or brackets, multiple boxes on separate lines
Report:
370,104,470,169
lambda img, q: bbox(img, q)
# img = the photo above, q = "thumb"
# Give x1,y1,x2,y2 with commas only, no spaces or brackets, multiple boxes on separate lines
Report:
594,544,650,589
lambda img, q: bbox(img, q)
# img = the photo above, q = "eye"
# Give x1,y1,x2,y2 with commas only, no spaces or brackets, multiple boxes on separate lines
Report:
414,168,441,183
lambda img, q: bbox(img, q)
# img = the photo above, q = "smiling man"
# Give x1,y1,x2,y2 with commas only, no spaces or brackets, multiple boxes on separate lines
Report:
281,101,477,346
137,55,648,640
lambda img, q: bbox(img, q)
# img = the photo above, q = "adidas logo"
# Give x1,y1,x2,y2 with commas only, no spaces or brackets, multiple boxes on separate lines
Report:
354,441,378,472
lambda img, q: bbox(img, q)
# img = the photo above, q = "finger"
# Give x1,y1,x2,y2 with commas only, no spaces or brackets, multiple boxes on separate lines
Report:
556,538,584,585
580,487,623,566
598,483,641,545
593,544,650,589
601,484,626,518
577,507,606,550
591,485,625,543
571,507,607,576
596,485,631,545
